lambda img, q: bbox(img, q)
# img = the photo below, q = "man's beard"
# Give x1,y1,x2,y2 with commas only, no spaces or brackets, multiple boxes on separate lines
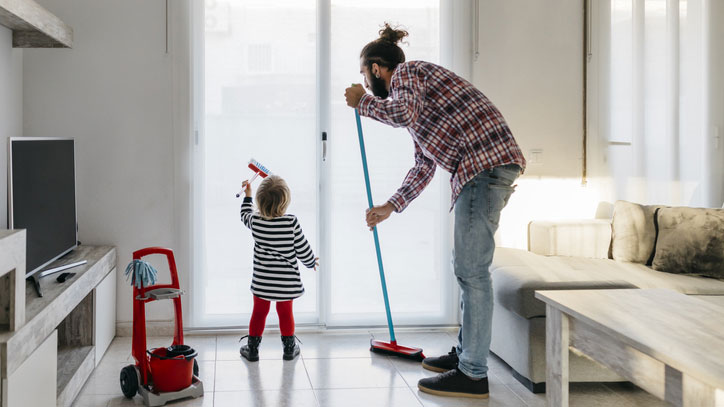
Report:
370,75,389,99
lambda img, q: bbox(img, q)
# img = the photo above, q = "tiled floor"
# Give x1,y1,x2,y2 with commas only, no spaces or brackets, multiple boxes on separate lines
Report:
72,330,666,406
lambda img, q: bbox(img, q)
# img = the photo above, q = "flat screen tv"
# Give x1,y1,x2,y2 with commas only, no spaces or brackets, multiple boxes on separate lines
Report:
8,137,78,279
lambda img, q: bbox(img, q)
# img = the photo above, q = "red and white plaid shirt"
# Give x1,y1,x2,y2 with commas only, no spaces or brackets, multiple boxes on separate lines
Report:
358,61,526,212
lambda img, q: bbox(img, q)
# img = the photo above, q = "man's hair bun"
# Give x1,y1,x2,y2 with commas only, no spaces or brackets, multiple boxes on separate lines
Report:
360,22,408,70
378,23,409,45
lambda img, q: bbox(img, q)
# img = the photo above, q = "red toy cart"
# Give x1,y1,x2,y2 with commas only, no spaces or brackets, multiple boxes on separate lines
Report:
119,247,204,406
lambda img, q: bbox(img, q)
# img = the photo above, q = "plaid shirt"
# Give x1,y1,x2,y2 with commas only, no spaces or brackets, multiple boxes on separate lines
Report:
358,61,526,212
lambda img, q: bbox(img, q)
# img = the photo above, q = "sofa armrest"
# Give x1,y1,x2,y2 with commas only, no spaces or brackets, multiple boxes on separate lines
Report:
528,220,611,259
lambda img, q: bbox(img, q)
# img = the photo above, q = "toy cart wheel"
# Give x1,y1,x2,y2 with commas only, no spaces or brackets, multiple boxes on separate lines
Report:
193,359,199,377
120,365,139,398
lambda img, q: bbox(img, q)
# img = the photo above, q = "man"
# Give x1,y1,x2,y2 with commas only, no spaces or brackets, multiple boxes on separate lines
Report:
344,24,525,399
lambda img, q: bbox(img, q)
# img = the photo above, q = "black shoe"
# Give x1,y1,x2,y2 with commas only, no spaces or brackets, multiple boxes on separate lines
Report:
281,335,301,360
418,368,489,399
421,346,459,373
239,335,262,362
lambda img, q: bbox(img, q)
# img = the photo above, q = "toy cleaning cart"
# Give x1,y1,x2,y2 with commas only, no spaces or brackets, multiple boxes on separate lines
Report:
119,247,204,406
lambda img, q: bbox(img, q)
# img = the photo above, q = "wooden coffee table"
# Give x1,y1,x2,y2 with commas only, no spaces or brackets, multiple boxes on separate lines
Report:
535,289,724,407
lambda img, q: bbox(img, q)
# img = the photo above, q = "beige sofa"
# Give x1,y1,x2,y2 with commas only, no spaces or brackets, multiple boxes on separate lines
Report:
489,207,724,393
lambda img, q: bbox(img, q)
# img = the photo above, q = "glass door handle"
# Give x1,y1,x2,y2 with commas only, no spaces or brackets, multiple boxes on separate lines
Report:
322,132,328,161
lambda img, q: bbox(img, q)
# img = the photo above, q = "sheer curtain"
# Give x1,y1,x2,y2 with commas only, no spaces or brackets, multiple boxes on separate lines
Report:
590,0,710,207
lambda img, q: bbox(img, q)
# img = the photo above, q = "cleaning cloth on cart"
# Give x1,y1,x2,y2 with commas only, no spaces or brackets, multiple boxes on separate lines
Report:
124,259,159,288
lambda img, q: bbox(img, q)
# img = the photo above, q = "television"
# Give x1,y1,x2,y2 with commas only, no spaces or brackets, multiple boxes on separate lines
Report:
8,138,79,285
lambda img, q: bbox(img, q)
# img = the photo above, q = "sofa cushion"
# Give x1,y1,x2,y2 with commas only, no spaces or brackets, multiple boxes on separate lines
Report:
491,248,635,319
492,248,724,319
611,200,663,264
652,207,724,279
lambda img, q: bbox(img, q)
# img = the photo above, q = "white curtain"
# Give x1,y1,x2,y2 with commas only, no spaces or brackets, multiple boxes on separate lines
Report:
590,0,715,207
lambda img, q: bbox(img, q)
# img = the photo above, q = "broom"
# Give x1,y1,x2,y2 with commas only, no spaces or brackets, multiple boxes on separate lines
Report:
236,158,272,198
354,108,425,361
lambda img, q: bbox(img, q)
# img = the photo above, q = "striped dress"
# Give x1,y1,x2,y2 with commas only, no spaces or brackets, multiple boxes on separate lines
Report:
240,197,316,301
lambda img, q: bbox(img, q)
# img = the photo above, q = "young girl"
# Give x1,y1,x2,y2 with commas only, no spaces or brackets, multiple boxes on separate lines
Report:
238,175,318,361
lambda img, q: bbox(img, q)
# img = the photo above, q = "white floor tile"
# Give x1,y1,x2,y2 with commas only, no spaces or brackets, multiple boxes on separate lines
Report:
184,335,217,361
102,395,144,406
304,357,407,389
101,337,133,364
315,387,422,407
602,383,668,407
485,353,520,385
214,359,312,391
214,389,319,407
71,394,113,407
388,357,445,388
106,393,211,406
297,332,389,359
80,362,131,395
73,330,669,407
196,360,215,391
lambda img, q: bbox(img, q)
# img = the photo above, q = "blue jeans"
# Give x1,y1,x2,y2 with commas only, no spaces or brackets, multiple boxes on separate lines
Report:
454,164,520,379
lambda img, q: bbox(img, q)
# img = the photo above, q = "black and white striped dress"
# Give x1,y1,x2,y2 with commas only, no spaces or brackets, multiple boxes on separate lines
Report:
240,197,316,301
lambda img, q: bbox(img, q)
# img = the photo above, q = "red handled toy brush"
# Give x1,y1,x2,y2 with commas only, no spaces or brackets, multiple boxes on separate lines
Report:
236,158,272,198
354,109,425,361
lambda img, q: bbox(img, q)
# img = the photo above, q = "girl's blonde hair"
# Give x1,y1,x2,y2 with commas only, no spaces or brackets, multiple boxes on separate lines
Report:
256,175,291,219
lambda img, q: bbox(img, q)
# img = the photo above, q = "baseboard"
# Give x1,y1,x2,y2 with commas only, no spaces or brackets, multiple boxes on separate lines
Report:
116,320,174,337
511,369,546,394
117,323,459,337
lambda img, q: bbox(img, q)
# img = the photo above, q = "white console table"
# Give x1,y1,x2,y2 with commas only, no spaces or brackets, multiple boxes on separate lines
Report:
0,231,116,407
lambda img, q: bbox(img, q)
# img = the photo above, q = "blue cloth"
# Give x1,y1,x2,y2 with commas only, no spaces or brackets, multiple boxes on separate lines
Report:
453,164,520,379
124,259,158,289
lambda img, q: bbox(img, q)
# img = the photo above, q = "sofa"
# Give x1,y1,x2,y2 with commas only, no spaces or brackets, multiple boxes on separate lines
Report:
489,201,724,393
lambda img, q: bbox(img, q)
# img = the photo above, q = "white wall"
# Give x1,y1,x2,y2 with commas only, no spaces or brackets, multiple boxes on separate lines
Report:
0,26,23,229
23,0,181,326
472,0,597,249
474,0,584,179
473,0,723,251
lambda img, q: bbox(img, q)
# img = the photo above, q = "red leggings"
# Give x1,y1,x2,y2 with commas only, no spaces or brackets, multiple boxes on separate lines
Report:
249,295,295,337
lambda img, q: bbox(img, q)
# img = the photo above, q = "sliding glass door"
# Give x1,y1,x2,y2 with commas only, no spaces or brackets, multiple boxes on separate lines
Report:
194,0,452,328
326,0,448,326
198,0,318,327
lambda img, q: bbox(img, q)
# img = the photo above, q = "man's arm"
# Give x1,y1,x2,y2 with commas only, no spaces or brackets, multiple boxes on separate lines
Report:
366,140,436,229
388,140,436,212
357,64,424,128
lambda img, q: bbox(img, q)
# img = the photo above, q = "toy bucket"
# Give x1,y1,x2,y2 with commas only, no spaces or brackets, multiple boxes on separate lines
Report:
147,345,197,392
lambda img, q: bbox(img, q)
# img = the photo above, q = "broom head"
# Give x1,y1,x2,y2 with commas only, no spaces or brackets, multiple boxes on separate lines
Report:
370,339,425,361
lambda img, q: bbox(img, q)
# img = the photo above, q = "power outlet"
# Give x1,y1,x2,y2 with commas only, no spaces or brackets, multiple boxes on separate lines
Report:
714,126,721,150
529,149,543,165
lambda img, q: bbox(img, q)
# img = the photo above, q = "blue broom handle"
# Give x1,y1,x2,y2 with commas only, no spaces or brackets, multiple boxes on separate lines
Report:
355,109,396,343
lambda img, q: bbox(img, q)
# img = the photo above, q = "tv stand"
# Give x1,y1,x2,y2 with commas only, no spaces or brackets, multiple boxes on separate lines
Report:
29,259,88,297
0,233,117,407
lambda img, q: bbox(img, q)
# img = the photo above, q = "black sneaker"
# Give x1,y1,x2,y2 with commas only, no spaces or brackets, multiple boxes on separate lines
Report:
418,368,489,399
421,346,459,373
